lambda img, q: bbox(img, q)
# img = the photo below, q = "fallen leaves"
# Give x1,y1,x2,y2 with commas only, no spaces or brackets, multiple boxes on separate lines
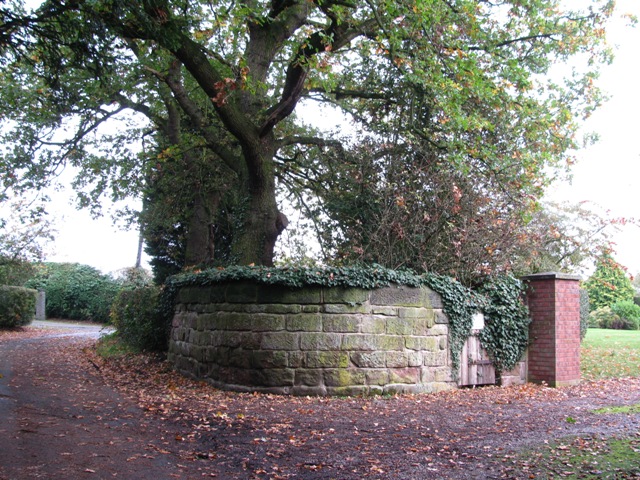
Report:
10,325,637,480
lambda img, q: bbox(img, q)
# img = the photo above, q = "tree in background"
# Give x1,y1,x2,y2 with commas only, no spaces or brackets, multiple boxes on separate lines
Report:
0,195,55,285
584,251,635,311
511,201,632,278
0,0,615,280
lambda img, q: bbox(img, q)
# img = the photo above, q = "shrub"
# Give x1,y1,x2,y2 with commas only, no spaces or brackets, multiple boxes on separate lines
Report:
109,286,167,351
579,288,590,340
610,300,640,330
25,263,120,323
0,286,37,328
588,306,638,330
588,307,619,329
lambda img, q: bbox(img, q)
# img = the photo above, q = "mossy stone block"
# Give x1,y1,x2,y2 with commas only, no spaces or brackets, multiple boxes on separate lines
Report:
371,285,432,307
322,287,370,305
360,316,386,334
351,351,386,368
253,304,302,314
299,332,342,351
405,336,438,351
305,351,349,368
322,314,360,333
225,282,258,303
257,285,322,304
251,314,286,332
260,332,299,350
177,286,211,304
323,303,371,314
261,368,295,387
287,351,305,368
329,386,370,396
217,312,252,331
388,367,420,384
251,350,288,369
386,351,409,368
372,306,398,316
364,369,389,386
294,368,323,386
286,313,323,332
386,317,425,336
324,368,366,387
196,313,218,331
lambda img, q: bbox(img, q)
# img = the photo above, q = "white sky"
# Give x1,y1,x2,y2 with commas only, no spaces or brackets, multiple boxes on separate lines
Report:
44,0,640,276
547,0,640,275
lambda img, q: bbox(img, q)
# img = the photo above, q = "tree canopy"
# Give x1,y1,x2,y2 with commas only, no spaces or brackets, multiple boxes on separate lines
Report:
584,251,635,311
0,0,616,282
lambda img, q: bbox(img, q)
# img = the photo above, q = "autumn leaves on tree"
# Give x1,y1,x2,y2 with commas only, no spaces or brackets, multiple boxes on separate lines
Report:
0,0,615,281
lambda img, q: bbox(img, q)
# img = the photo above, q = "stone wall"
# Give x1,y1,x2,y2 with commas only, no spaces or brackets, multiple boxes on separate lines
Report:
168,282,455,396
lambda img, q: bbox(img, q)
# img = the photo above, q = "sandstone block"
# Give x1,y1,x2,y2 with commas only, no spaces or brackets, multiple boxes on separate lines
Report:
299,332,342,351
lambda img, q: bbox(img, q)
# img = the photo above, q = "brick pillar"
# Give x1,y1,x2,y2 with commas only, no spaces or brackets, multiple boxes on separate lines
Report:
522,272,581,387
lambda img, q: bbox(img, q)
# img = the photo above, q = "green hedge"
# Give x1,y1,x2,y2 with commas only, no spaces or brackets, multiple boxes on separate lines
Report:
26,263,120,323
0,285,37,328
110,286,166,351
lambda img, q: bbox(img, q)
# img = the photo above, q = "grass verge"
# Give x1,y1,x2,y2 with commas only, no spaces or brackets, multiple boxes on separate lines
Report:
95,332,140,358
581,329,640,381
521,435,640,479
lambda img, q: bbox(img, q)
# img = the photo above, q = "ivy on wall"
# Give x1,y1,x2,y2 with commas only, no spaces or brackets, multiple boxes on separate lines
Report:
421,273,484,372
477,276,531,373
161,265,530,376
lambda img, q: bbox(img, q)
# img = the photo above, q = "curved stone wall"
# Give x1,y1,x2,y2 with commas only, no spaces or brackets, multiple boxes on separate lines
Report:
168,282,455,395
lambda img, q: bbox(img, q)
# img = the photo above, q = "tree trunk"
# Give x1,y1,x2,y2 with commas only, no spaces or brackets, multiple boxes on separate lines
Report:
232,140,287,266
184,189,220,266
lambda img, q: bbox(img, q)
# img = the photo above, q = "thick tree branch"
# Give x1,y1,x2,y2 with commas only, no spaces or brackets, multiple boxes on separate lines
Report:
259,19,376,137
277,135,342,149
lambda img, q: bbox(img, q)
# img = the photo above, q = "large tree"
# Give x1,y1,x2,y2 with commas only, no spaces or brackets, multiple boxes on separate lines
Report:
0,0,614,274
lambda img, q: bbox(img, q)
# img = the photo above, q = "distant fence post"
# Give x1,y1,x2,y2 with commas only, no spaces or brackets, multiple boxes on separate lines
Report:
522,272,581,387
35,290,46,321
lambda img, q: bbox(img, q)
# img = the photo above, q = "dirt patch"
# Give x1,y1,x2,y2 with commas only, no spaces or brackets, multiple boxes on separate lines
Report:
2,325,640,479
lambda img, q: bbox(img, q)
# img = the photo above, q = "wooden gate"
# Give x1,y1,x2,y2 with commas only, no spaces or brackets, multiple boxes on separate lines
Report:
458,330,496,387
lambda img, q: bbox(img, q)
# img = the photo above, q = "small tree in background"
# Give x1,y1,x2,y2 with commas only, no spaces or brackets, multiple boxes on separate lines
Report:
584,251,634,311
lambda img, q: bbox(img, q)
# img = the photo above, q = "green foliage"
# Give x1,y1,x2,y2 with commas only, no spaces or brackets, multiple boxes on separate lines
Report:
478,276,531,373
0,257,36,286
0,0,615,269
421,273,482,372
584,253,635,311
110,286,166,351
95,332,141,357
588,306,638,330
113,267,154,288
0,285,36,328
579,289,590,341
588,307,619,329
25,263,120,323
610,301,640,330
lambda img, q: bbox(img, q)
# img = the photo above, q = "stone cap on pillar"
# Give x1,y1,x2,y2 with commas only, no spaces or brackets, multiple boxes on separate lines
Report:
521,272,581,282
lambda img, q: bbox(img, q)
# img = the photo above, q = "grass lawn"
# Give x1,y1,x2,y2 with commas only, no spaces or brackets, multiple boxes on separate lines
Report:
581,328,640,382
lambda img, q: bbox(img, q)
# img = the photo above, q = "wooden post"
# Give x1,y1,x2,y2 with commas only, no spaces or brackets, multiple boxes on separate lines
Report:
522,272,581,387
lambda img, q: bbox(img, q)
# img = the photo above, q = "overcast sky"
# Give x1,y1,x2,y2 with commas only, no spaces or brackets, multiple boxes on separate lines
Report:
547,0,640,275
45,0,640,276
